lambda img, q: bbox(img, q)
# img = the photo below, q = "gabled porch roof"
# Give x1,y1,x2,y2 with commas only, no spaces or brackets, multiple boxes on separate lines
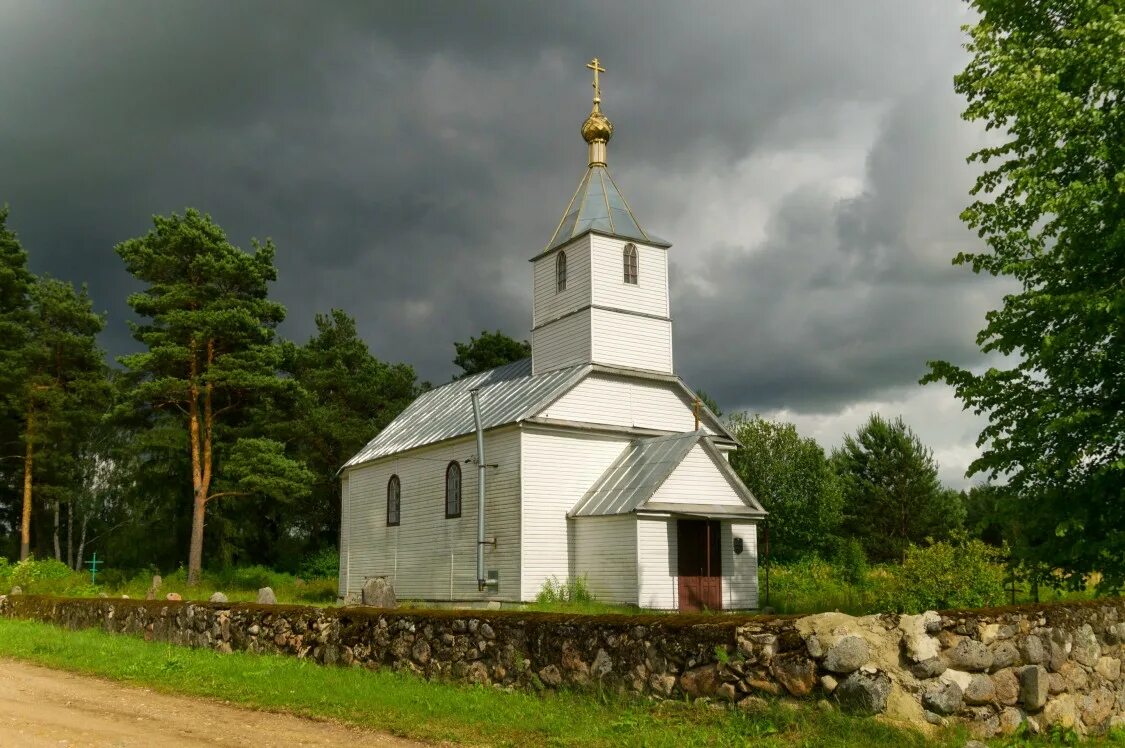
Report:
568,430,766,519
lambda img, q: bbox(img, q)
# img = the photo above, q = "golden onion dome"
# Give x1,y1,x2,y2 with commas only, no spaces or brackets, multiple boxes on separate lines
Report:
581,103,614,144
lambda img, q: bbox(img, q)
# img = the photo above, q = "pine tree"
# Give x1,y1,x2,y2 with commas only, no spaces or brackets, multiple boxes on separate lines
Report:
116,209,311,584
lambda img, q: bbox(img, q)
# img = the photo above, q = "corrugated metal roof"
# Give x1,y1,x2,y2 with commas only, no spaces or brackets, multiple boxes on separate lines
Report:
570,431,767,518
570,431,701,517
343,358,587,468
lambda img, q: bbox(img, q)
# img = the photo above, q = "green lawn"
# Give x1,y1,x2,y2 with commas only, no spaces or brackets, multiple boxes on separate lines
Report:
0,617,966,748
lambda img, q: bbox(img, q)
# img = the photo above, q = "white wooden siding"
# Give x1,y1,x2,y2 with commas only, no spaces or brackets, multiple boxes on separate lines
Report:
636,517,678,609
573,515,637,604
589,235,669,318
590,308,673,373
532,236,591,327
338,475,350,598
649,444,748,506
520,427,630,599
531,310,591,375
636,517,760,610
539,373,712,433
723,521,759,609
340,428,521,601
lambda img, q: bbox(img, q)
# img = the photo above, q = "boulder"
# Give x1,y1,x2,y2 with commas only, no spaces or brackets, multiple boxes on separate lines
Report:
256,587,277,605
538,664,562,687
591,649,613,679
820,674,838,694
9,586,21,595
1019,635,1048,666
680,664,721,698
1079,688,1115,728
1072,624,1100,668
997,707,1025,736
165,592,182,601
834,671,891,716
648,673,675,696
824,635,870,674
964,674,995,705
769,654,818,697
911,657,947,679
209,592,228,603
1059,661,1088,692
946,639,993,672
1042,694,1077,729
923,681,963,716
940,668,973,692
1094,656,1120,681
989,640,1020,671
1020,665,1049,711
899,614,940,662
361,577,396,608
991,668,1020,706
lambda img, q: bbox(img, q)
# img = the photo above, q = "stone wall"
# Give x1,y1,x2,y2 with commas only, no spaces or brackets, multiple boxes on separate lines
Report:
2,594,1123,739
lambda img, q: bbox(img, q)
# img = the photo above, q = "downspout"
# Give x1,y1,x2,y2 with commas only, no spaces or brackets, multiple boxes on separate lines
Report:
470,388,487,591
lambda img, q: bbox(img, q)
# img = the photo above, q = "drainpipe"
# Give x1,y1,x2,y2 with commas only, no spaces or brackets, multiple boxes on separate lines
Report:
470,388,487,591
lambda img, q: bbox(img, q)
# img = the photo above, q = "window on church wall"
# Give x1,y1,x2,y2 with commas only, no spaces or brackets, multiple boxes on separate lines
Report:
623,243,638,284
445,461,462,518
556,251,567,293
386,475,401,526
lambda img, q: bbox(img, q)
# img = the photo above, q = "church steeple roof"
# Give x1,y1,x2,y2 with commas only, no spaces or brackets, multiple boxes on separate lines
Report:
543,58,667,253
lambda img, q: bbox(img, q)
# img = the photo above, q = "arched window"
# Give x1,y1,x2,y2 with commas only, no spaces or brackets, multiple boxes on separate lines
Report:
556,251,567,293
386,475,401,526
445,461,462,518
623,243,639,284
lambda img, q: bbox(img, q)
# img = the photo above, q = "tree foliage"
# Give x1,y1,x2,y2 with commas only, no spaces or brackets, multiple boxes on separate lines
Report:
115,209,310,584
833,414,964,564
452,330,530,378
924,1,1125,590
728,414,843,562
277,309,419,550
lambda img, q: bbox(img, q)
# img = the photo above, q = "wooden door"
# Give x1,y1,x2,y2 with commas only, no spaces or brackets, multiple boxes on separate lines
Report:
677,519,722,612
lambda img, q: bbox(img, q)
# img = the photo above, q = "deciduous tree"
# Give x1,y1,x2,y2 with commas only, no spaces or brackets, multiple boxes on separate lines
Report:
924,0,1125,590
728,414,843,562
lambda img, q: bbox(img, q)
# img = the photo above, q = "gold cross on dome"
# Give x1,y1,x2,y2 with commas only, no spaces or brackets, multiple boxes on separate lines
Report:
586,57,605,104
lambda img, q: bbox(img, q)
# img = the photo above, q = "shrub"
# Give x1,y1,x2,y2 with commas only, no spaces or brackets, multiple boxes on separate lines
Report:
8,557,74,589
298,547,339,580
878,535,1006,613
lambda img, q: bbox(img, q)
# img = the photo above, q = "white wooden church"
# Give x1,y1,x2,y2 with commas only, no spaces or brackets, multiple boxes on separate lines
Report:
339,61,765,611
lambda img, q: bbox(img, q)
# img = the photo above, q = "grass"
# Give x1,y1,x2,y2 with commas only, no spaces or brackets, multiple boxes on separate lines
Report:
0,558,337,605
0,617,974,748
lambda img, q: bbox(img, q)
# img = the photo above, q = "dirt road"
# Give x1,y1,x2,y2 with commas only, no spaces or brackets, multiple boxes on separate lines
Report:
0,660,426,747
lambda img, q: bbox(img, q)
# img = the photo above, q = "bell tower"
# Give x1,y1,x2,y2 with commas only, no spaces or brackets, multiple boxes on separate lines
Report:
530,59,673,376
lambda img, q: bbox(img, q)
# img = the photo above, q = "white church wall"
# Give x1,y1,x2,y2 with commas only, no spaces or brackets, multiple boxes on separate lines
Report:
520,426,631,599
589,235,669,318
635,517,760,610
636,516,678,609
649,444,748,507
340,428,521,601
572,515,637,604
532,236,591,328
590,308,673,373
722,521,759,610
538,373,713,434
531,309,591,374
337,475,351,598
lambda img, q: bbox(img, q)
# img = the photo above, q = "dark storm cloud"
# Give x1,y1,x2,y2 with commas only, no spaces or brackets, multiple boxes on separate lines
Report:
1,0,995,423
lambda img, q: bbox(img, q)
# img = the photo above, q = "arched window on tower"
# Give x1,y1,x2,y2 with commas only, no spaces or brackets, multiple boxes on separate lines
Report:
386,475,401,526
445,461,462,518
556,251,567,293
623,243,639,284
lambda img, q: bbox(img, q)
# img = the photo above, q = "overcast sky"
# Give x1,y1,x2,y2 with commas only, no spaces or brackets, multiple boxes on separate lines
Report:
0,1,1002,486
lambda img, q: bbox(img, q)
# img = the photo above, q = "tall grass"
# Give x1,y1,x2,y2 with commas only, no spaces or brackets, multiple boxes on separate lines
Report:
0,557,337,605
